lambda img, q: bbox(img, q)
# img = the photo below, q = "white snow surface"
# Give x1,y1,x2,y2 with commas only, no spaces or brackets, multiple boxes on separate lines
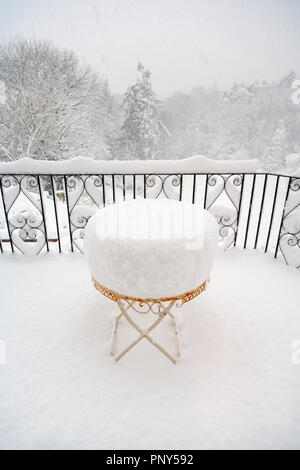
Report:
0,155,260,175
0,249,300,450
286,153,300,175
85,200,218,298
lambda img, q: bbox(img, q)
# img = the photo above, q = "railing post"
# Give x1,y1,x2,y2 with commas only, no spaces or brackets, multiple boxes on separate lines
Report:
102,175,106,207
112,175,116,203
50,176,62,253
243,174,256,249
122,175,126,201
203,175,208,209
64,175,74,252
179,175,183,202
0,176,14,253
254,174,268,250
274,176,291,259
234,174,245,246
37,176,49,253
192,174,196,204
265,175,280,253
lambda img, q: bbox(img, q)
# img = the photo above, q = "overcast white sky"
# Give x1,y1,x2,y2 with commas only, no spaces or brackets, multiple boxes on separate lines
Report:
0,0,299,96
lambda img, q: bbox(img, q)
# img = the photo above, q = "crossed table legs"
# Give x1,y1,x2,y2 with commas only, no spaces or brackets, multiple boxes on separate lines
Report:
92,277,208,364
112,299,179,364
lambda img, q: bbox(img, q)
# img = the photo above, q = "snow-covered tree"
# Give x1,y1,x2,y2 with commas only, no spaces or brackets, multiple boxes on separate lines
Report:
120,63,169,160
158,72,300,164
0,39,113,161
264,120,287,170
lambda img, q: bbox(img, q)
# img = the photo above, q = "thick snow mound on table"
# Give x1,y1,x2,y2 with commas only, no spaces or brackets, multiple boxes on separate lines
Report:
85,200,218,298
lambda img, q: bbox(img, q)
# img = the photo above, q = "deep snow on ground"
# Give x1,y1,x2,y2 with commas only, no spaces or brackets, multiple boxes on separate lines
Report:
0,249,300,450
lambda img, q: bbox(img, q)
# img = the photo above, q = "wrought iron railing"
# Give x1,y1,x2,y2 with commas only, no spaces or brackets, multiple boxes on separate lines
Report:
0,169,299,268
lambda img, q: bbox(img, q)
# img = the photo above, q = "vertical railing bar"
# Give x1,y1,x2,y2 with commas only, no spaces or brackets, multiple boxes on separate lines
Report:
133,175,136,199
37,176,49,253
144,175,146,199
274,176,291,259
102,175,106,207
265,175,280,253
243,174,257,249
112,175,116,203
0,237,2,254
0,177,14,253
234,174,246,246
179,175,183,201
64,175,74,252
203,175,208,209
192,174,196,204
254,174,268,250
123,175,126,201
50,176,62,253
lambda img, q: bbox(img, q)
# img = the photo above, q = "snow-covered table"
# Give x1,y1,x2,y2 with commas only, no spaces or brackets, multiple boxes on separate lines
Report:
85,199,218,364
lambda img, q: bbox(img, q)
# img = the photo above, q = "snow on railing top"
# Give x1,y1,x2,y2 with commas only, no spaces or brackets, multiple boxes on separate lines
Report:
0,155,260,175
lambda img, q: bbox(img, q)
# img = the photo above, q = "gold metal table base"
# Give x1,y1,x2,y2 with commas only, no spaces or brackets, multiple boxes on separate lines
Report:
92,277,208,364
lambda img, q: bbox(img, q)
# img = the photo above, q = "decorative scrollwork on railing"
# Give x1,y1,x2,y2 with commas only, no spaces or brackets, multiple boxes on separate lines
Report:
0,175,47,254
1,175,20,209
1,170,299,269
145,175,163,198
205,174,243,249
277,177,300,268
145,174,182,199
65,175,105,253
206,174,224,208
10,211,46,255
85,175,104,206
